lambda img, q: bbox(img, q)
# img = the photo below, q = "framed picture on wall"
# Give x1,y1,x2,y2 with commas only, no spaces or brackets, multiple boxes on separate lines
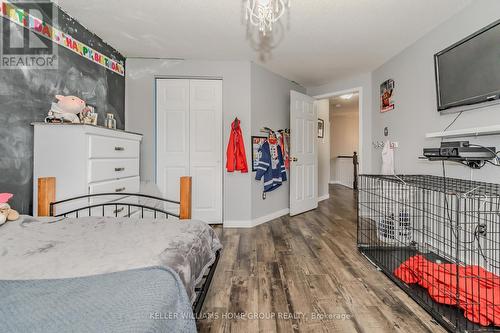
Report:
380,79,395,113
251,136,267,171
318,119,325,138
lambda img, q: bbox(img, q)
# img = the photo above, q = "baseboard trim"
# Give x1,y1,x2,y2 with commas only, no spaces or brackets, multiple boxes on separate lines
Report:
329,180,353,189
223,219,254,228
224,208,290,228
253,208,290,228
318,194,330,202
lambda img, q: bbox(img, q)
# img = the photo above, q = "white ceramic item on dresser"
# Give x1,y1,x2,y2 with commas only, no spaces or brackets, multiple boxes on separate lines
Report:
33,123,142,216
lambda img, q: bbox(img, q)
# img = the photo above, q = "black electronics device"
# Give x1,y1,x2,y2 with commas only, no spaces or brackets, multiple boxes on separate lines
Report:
435,19,500,111
423,141,496,168
439,141,469,157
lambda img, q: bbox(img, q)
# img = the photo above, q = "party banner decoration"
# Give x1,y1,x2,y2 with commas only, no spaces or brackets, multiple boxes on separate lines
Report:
0,1,125,75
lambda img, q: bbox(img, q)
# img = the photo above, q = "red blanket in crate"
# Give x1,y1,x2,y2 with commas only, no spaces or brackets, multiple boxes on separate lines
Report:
394,255,500,326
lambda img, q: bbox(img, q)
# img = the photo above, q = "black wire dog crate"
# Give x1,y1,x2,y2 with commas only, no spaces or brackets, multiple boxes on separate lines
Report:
357,175,500,333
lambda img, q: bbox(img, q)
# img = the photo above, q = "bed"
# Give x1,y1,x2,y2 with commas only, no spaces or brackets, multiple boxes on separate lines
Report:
0,177,222,333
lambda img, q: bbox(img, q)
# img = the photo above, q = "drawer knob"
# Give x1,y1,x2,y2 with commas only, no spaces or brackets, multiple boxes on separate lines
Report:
114,207,125,214
115,187,126,192
115,167,125,172
115,146,125,151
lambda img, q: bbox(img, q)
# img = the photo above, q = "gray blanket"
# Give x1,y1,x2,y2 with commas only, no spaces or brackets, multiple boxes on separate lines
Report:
0,216,222,303
0,267,196,333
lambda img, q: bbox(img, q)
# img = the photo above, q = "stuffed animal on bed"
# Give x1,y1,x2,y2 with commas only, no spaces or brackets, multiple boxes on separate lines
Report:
0,193,20,225
45,95,86,124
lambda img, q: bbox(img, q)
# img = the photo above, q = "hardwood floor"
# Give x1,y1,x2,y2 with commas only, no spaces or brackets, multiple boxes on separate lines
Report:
198,185,446,333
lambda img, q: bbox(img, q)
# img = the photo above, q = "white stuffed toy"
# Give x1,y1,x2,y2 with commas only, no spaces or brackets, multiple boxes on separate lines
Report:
46,95,86,123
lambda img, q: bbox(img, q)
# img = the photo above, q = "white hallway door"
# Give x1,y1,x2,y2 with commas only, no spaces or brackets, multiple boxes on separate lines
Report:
156,79,223,223
290,90,318,216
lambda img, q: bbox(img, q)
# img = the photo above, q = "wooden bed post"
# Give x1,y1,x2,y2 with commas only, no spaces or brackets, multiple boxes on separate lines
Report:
179,176,192,220
38,177,56,217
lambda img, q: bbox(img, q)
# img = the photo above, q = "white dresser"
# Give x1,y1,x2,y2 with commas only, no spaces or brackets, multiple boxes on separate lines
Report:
33,123,142,216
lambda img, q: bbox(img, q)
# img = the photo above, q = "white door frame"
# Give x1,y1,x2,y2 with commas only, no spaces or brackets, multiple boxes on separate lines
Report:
154,77,224,224
313,86,363,175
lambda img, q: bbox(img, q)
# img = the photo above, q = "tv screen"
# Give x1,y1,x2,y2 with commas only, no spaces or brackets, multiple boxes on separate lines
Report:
435,20,500,111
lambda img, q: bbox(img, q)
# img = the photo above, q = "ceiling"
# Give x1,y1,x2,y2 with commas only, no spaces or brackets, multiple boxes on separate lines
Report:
330,93,359,114
56,0,472,87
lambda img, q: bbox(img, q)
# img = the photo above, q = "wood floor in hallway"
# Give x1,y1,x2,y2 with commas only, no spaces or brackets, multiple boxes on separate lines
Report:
198,185,446,333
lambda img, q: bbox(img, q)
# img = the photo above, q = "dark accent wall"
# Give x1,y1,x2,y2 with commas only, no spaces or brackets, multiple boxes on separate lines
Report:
0,4,125,214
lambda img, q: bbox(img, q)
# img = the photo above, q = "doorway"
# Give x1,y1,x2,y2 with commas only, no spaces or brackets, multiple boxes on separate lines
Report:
314,88,361,195
155,79,223,224
329,92,360,188
289,88,361,215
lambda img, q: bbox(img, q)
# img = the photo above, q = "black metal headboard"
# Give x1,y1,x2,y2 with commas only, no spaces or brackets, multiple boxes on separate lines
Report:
49,193,180,219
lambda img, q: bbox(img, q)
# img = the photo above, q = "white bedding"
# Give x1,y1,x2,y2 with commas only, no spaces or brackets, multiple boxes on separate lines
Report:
0,216,222,303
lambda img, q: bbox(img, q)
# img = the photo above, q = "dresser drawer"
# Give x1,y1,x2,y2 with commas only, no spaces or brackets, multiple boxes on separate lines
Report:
89,176,140,195
88,135,140,159
89,159,139,183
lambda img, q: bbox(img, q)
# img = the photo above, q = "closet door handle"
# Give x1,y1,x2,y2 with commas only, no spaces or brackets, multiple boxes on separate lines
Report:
115,146,125,151
115,187,126,193
115,167,125,172
292,157,298,162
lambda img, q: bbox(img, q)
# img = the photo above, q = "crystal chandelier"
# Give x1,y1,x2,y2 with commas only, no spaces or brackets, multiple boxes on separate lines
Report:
245,0,291,35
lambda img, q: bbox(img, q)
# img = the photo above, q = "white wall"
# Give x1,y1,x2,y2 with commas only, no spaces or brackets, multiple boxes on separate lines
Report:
371,0,500,182
250,62,305,222
317,99,330,200
125,59,252,224
307,72,372,174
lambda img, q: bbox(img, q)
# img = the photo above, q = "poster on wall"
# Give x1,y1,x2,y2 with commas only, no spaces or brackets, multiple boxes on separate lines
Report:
380,79,395,113
251,136,267,171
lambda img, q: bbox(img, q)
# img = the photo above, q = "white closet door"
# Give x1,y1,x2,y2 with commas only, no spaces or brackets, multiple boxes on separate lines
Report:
156,79,223,223
189,80,223,223
156,79,190,209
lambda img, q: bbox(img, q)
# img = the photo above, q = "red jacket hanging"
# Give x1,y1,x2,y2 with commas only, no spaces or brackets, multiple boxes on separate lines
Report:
226,118,248,173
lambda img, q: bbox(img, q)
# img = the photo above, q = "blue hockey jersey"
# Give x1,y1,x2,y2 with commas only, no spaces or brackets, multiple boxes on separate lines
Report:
255,140,287,192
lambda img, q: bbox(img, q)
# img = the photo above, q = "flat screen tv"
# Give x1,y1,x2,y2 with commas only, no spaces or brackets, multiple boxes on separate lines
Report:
435,19,500,112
